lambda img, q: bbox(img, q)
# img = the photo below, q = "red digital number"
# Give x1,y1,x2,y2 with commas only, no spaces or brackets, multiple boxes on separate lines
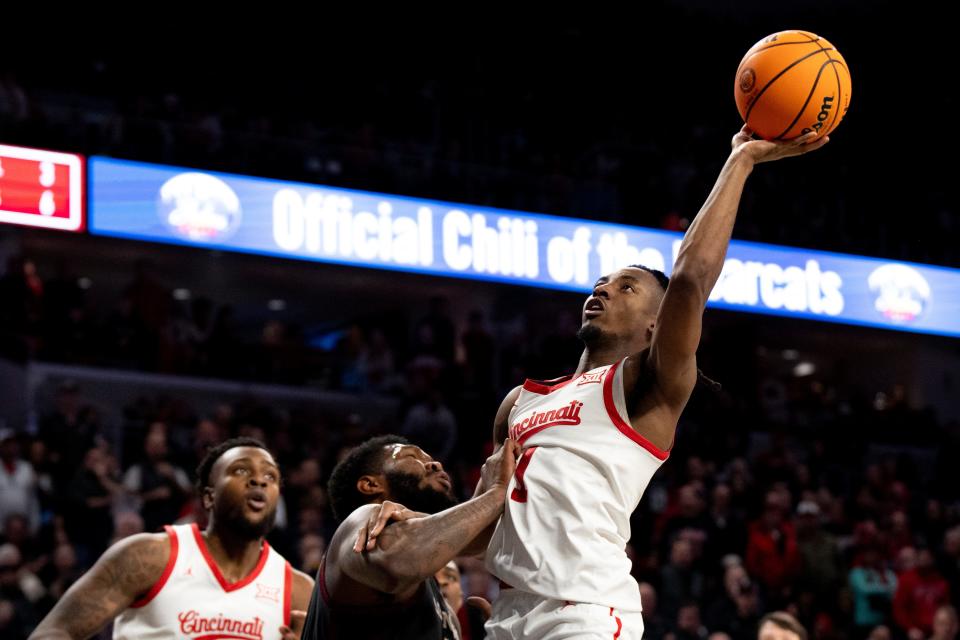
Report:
0,144,84,232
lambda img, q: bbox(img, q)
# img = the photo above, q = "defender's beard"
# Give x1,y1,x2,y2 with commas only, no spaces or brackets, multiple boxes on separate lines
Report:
384,469,458,515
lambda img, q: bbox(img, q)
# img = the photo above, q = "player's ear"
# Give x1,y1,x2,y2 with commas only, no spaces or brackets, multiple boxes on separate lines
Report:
357,475,385,498
202,486,215,510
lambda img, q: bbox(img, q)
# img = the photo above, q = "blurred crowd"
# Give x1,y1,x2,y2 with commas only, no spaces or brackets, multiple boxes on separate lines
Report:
1,246,959,638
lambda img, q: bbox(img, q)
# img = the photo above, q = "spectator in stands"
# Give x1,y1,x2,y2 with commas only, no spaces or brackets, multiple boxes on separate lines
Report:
705,561,762,640
661,537,706,622
746,490,801,604
939,527,960,609
0,430,39,536
0,595,30,640
706,483,746,569
894,546,952,639
757,611,807,640
37,380,101,493
1,514,40,566
298,533,325,576
109,510,144,545
122,427,191,533
400,389,458,465
849,539,898,632
669,601,707,640
640,581,669,639
461,309,495,391
795,499,841,604
866,625,892,640
931,605,959,640
363,328,397,392
435,560,482,639
65,446,123,562
660,483,711,561
39,542,81,603
0,544,39,633
887,510,915,559
103,291,152,368
415,295,456,364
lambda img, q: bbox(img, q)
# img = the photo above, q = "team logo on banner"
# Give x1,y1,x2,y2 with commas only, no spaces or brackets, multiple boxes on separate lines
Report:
867,263,931,322
158,172,242,241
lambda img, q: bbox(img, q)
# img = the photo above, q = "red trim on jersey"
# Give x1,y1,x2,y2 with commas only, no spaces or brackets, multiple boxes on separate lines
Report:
602,360,670,460
130,525,179,608
522,374,574,394
319,554,331,604
190,523,271,593
610,607,623,639
283,562,292,627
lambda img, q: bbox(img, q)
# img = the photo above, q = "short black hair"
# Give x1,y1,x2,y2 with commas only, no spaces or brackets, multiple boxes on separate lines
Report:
328,435,409,522
629,264,670,291
627,264,721,392
195,437,271,493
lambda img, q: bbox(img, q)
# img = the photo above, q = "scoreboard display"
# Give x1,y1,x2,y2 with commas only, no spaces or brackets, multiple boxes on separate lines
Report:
0,144,84,232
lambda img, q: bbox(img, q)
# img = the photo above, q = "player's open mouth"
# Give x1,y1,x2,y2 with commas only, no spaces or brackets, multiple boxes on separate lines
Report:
585,300,604,318
585,299,604,318
246,491,267,511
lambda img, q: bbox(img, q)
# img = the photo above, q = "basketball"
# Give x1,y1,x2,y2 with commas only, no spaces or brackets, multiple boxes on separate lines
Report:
734,30,851,141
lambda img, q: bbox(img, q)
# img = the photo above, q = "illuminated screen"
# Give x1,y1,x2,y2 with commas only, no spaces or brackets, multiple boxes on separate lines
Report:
0,144,84,232
89,156,960,338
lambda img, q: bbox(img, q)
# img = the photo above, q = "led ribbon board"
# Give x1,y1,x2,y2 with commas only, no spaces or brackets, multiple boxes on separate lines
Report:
89,157,960,338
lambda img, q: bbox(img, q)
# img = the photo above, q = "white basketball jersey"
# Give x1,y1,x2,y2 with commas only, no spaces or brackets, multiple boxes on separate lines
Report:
113,523,291,640
485,358,668,612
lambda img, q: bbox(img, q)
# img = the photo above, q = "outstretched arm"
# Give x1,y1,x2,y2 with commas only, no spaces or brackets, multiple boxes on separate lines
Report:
334,439,520,598
647,128,829,408
29,533,170,640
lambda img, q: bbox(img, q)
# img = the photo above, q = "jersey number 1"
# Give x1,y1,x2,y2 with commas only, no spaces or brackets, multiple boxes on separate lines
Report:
510,447,538,503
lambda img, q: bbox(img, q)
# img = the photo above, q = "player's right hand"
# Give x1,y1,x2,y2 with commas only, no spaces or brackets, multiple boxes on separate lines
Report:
353,501,423,552
478,438,521,496
731,125,829,164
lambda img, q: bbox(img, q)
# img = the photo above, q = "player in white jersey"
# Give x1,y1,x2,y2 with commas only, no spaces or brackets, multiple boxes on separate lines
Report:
29,437,315,640
484,126,831,639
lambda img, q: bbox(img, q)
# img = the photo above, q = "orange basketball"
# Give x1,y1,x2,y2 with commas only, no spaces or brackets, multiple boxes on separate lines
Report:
734,30,851,141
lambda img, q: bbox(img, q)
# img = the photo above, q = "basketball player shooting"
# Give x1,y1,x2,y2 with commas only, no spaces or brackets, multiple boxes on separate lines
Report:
481,127,830,639
29,438,315,640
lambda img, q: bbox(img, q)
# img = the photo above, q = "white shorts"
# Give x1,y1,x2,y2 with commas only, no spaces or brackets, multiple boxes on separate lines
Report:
484,588,643,640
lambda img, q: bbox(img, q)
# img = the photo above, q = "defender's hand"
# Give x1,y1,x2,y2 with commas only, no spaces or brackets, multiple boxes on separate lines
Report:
477,438,521,496
353,501,423,552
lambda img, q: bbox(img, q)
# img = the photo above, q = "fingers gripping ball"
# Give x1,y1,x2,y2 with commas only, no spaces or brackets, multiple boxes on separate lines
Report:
734,30,851,141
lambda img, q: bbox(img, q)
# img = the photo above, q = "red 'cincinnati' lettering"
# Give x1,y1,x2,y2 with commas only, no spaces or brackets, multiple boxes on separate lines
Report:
510,400,583,440
178,610,264,639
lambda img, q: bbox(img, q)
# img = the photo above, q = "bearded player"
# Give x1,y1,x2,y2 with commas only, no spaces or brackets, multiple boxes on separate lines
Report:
30,437,315,639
